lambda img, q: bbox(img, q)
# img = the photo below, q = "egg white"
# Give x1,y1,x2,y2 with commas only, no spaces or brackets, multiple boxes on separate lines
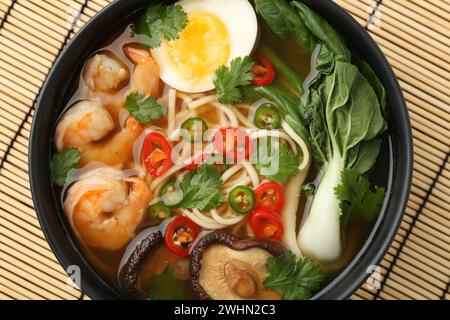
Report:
151,0,258,93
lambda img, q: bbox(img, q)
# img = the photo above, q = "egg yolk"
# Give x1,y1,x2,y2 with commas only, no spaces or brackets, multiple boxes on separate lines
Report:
166,12,230,81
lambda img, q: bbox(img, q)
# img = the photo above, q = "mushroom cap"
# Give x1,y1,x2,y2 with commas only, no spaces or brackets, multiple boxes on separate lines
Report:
190,231,285,300
118,228,164,299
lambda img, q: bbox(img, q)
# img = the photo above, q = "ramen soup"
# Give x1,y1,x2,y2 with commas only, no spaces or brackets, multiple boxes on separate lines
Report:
51,0,389,300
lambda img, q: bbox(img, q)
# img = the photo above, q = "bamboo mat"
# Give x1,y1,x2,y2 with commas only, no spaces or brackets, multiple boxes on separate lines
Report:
0,0,448,300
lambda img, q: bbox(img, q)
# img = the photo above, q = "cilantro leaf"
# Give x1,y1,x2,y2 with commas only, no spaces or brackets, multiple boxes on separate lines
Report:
50,148,80,187
148,265,186,300
255,142,300,183
213,56,255,105
162,4,189,41
126,92,164,124
334,168,386,225
134,4,188,49
264,251,325,300
178,165,224,211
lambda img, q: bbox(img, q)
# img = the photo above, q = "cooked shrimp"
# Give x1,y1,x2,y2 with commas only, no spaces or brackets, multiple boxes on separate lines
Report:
64,169,151,250
123,45,160,96
55,100,114,152
78,117,143,166
83,52,130,93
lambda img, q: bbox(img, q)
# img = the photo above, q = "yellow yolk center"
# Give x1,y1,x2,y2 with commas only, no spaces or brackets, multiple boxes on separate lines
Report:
166,12,230,81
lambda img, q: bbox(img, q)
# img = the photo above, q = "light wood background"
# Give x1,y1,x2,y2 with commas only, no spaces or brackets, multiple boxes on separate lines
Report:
0,0,449,300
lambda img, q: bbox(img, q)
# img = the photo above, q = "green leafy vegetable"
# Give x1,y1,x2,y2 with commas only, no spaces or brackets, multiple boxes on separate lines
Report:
326,62,385,156
178,165,224,211
347,139,382,174
298,55,387,262
147,265,186,300
355,58,388,119
303,89,329,164
213,56,255,105
315,43,340,73
254,0,315,53
50,148,80,187
299,58,386,262
259,45,304,96
133,3,188,49
293,1,351,62
304,61,385,168
335,168,386,224
126,92,164,124
256,142,299,183
264,251,325,300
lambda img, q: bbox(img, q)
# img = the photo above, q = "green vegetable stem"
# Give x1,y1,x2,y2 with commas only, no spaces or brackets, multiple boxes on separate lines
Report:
259,45,304,96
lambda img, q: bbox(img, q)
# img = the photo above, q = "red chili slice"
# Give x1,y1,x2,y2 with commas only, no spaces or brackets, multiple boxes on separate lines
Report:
164,216,199,257
142,132,173,177
254,182,285,213
249,207,284,241
251,54,275,86
213,128,251,162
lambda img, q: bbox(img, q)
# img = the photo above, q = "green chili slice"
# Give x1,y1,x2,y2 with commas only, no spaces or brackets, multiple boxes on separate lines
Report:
148,201,172,223
254,104,281,130
181,118,208,142
160,180,183,207
303,183,316,197
228,186,255,214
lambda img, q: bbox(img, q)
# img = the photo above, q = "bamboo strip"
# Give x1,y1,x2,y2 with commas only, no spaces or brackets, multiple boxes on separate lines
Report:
369,32,449,77
409,0,450,21
359,0,449,55
389,0,449,32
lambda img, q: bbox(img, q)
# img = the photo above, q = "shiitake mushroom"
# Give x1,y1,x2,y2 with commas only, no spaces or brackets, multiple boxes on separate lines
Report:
117,228,164,299
190,231,285,300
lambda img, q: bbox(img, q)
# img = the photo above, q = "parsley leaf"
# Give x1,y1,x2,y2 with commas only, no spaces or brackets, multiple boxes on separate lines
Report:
213,56,255,105
178,165,224,211
255,142,300,183
126,92,164,124
334,168,386,225
50,148,80,187
148,265,186,300
264,251,325,300
134,4,188,49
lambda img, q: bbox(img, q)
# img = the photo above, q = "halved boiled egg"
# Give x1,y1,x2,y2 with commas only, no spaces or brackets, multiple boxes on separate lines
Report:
151,0,258,93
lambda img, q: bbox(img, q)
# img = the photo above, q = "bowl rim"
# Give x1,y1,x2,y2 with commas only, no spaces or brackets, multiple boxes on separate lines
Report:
29,0,413,300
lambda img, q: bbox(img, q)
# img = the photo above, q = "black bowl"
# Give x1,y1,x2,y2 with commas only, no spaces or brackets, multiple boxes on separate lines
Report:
29,0,413,300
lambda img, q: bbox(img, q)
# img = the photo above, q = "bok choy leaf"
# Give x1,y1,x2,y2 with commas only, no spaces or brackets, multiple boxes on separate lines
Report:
254,0,316,53
298,53,387,263
292,1,351,62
